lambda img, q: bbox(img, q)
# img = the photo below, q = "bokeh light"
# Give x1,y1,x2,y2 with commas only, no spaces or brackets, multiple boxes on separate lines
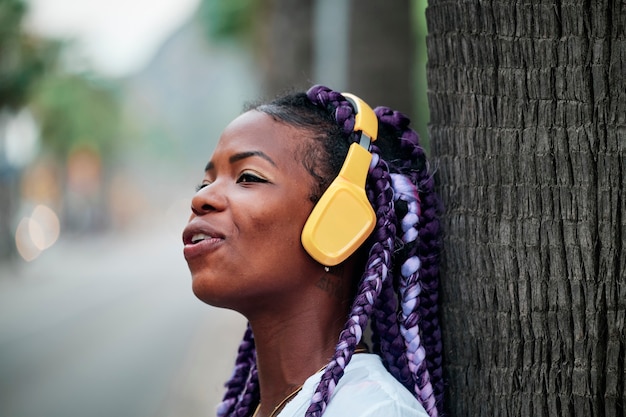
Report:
14,204,61,261
31,204,61,249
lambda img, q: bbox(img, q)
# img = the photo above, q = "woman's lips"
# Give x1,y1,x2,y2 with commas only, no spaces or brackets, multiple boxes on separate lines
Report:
182,222,225,260
183,236,224,260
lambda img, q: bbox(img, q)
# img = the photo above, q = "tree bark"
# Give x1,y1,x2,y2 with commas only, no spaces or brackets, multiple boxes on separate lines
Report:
426,1,625,416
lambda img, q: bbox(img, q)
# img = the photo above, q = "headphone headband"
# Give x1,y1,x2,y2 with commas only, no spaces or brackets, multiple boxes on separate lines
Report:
342,93,378,150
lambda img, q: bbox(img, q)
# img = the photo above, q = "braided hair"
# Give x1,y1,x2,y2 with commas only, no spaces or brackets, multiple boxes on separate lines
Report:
216,85,444,417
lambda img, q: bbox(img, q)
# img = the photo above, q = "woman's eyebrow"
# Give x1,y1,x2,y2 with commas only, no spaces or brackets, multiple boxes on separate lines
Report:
204,151,277,172
230,151,277,166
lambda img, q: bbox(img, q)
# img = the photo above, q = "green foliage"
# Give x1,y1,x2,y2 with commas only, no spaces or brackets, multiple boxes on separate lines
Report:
196,0,257,42
0,0,53,109
0,0,122,164
31,73,122,161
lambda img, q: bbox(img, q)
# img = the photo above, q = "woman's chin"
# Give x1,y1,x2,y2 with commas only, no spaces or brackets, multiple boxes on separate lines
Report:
191,275,216,303
191,276,232,309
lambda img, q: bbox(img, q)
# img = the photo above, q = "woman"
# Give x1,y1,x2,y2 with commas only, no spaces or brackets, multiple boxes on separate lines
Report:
183,85,443,417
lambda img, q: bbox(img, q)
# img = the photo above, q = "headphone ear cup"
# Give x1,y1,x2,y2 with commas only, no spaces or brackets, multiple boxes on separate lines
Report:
302,92,378,266
301,144,376,266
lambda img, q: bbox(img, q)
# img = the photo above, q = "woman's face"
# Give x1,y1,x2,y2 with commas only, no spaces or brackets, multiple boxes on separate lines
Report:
183,110,321,313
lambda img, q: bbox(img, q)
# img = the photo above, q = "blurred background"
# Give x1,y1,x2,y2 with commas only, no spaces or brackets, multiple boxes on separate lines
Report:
0,0,429,416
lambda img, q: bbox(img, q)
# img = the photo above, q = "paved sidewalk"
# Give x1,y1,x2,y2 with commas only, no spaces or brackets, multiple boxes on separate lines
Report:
0,223,246,417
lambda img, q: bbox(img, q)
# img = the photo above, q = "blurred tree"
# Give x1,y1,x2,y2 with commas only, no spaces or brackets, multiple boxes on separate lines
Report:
0,0,50,110
0,0,122,241
29,72,122,231
253,0,417,114
426,1,625,416
256,0,315,95
31,73,121,162
0,0,54,259
194,0,425,138
347,0,414,116
195,0,257,42
195,0,315,100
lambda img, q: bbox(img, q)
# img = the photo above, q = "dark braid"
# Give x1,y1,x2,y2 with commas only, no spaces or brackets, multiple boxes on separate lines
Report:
375,107,443,415
217,85,444,417
217,325,258,417
232,363,260,417
369,238,413,392
366,151,412,389
375,107,444,411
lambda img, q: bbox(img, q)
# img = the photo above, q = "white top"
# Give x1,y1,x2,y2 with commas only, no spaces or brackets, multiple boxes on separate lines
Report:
277,353,429,417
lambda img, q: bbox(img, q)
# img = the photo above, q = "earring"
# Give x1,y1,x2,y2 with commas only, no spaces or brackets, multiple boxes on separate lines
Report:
324,266,330,273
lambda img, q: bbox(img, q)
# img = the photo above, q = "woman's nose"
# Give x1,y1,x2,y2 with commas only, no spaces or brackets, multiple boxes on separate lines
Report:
190,183,226,216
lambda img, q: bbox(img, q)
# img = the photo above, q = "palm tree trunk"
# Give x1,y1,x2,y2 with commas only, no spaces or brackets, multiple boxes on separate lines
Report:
426,1,625,416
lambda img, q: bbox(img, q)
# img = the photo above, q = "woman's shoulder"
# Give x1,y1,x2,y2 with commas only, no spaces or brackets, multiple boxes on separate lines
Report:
323,353,428,417
280,354,429,417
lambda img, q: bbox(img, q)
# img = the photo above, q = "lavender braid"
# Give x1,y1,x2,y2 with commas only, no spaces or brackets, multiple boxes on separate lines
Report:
389,169,437,417
217,324,259,417
367,153,413,391
376,107,444,415
369,245,414,390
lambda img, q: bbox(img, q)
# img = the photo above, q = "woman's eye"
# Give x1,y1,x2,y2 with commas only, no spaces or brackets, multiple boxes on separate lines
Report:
195,183,210,192
237,172,267,183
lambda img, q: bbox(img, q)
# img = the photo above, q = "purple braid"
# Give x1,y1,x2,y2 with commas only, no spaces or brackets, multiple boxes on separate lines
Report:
306,86,357,138
367,153,414,392
305,150,397,417
369,261,414,390
217,324,259,417
232,363,259,417
390,172,437,417
414,184,444,409
376,107,444,415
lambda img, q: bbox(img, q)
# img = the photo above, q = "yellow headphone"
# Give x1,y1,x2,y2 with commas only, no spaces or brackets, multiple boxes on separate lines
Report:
301,93,378,266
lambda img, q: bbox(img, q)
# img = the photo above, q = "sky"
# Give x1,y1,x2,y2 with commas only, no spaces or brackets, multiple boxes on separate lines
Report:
25,0,201,77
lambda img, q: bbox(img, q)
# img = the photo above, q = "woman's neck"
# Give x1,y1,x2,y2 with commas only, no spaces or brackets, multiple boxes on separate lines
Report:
249,285,348,417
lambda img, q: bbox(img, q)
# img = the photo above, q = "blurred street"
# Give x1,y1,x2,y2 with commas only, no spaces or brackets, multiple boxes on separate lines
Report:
0,217,247,417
